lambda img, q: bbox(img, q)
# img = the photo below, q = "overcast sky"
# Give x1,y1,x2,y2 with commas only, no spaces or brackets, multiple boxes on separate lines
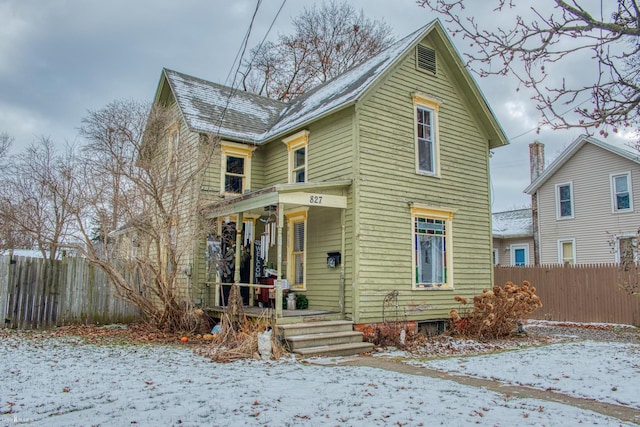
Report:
0,0,632,212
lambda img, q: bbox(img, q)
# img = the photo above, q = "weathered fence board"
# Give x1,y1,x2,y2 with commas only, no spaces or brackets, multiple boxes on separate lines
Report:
495,264,640,326
0,256,139,329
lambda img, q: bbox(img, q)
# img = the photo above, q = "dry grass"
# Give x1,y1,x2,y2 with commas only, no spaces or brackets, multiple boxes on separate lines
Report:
196,284,286,363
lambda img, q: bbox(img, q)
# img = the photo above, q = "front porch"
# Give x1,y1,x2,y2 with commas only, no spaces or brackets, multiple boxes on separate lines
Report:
200,181,352,323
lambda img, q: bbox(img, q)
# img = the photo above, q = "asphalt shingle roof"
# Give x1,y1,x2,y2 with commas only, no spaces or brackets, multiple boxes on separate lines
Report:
163,22,435,144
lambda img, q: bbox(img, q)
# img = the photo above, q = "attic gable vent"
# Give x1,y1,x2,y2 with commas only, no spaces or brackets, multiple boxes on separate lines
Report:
417,45,436,74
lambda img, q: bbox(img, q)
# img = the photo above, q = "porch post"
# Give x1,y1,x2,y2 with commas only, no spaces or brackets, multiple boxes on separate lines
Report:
275,203,284,319
234,212,243,284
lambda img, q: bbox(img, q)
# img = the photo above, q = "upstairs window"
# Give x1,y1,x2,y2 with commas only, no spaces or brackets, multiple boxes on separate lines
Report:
220,142,255,196
413,93,441,176
556,182,574,219
283,130,309,184
611,172,633,212
412,205,454,289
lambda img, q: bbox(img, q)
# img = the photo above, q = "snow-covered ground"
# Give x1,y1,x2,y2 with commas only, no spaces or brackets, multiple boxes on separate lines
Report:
1,330,639,427
420,340,640,410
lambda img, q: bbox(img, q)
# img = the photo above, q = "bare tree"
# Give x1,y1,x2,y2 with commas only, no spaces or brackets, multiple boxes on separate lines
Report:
0,132,12,161
0,137,77,260
418,0,640,139
62,100,218,331
242,0,395,101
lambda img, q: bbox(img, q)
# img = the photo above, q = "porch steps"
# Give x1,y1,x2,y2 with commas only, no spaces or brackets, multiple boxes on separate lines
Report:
278,320,374,357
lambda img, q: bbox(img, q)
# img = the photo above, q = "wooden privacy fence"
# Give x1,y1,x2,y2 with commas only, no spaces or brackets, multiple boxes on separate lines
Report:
494,263,640,326
0,255,139,329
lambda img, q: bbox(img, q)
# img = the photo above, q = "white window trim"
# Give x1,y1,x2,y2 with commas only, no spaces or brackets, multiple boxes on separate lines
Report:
282,130,309,184
610,171,634,213
555,181,574,220
410,204,455,290
557,238,576,264
220,141,256,196
615,234,638,264
510,244,529,266
285,208,308,291
492,248,499,266
412,92,441,177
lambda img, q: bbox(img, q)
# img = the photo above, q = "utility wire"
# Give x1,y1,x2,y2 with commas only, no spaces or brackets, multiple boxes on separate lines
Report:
215,0,287,137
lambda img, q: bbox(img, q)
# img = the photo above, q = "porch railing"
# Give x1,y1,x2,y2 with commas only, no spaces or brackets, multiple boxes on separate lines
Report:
206,281,284,318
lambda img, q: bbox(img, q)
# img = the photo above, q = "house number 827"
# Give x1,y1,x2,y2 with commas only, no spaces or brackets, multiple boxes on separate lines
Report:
309,195,323,204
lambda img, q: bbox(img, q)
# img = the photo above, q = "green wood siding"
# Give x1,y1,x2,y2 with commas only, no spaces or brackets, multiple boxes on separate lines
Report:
353,39,493,323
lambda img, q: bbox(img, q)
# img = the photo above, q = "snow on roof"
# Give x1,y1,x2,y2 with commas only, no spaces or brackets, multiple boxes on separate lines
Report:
492,208,532,238
262,23,434,140
164,69,286,143
162,22,436,144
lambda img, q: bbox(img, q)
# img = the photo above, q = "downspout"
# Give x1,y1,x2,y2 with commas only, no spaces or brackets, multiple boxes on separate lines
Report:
340,206,346,318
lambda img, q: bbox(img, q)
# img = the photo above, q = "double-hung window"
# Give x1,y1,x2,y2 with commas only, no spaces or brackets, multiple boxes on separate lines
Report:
556,182,574,219
611,172,633,212
283,130,309,184
286,209,307,290
412,205,454,289
557,239,575,265
617,235,637,268
413,93,440,176
220,142,255,196
510,244,529,266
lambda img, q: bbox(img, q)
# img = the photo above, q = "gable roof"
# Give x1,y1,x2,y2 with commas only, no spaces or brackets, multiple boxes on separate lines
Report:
155,19,508,148
492,208,532,239
158,69,286,143
524,134,640,194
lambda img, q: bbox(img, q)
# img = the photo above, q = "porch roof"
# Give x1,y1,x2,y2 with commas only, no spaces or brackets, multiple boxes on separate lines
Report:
202,180,352,218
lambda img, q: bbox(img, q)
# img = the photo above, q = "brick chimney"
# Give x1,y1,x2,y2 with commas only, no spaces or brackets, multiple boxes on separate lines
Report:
529,141,545,182
528,141,544,265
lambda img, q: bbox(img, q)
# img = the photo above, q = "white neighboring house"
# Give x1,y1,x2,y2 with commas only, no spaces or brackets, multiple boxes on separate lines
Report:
492,208,534,266
524,135,640,265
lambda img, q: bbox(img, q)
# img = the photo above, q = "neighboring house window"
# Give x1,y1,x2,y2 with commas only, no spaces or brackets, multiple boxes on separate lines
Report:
557,239,576,265
493,249,498,266
510,244,529,266
167,126,179,185
286,209,307,290
282,130,309,183
556,182,574,219
220,142,255,196
611,172,633,212
616,236,637,267
411,205,454,289
413,93,441,176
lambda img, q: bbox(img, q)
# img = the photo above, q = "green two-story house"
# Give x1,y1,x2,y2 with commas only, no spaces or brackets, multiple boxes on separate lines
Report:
150,20,508,330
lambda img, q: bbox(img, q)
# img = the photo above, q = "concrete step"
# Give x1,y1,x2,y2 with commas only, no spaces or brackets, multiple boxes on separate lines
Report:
286,331,364,350
293,342,374,357
278,320,354,339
